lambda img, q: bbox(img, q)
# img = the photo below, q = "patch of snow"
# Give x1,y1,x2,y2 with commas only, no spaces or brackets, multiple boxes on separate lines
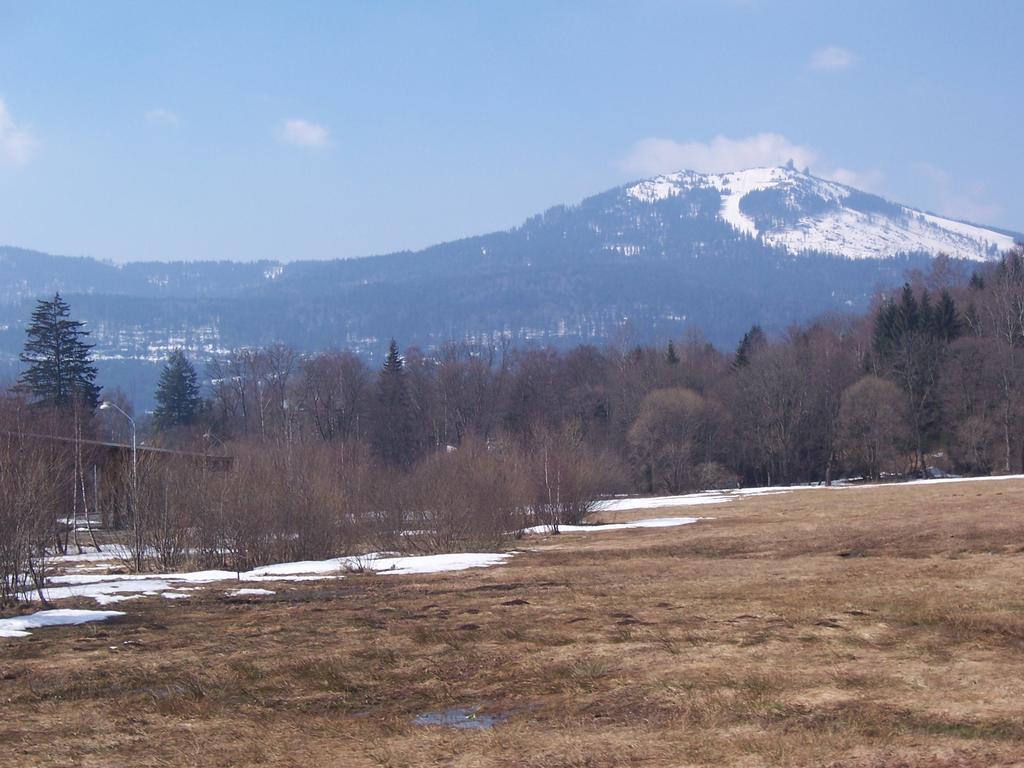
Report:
93,594,142,606
244,560,345,578
917,211,1016,253
50,550,119,564
841,473,1024,492
594,474,1024,516
227,588,276,596
523,516,701,535
766,206,1013,261
246,552,513,578
29,553,514,604
714,167,795,237
0,609,124,638
37,578,182,603
593,487,797,513
359,552,513,575
626,174,688,203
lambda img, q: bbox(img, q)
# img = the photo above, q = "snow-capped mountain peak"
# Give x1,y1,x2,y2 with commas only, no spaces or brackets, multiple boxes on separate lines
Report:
625,166,1017,261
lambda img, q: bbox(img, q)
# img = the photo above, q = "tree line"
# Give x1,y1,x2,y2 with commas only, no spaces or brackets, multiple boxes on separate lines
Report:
189,250,1024,486
3,248,1023,603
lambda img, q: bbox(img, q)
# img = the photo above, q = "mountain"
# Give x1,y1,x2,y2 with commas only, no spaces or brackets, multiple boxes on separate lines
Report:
0,166,1019,405
626,167,1016,260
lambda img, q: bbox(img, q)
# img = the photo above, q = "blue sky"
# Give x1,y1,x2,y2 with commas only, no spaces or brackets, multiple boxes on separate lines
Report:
0,1,1021,263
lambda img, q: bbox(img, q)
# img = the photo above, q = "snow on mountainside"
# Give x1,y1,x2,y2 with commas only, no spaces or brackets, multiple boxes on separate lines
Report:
626,166,1017,261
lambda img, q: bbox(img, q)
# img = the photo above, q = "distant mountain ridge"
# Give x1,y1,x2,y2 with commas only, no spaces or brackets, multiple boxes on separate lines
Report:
0,166,1019,405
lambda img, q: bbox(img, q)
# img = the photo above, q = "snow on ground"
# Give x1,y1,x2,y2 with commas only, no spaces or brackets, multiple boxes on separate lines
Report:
523,516,702,535
39,577,181,603
50,550,122,564
227,588,276,597
841,473,1024,491
713,167,798,237
624,166,1013,261
916,210,1016,254
367,552,513,575
245,552,514,578
593,486,800,513
592,473,1024,514
765,207,1011,261
26,553,516,605
0,609,125,638
94,594,142,606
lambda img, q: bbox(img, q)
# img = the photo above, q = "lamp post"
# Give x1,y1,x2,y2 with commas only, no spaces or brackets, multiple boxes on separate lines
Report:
99,401,137,491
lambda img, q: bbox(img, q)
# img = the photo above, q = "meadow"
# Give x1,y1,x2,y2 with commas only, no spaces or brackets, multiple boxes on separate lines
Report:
3,478,1024,767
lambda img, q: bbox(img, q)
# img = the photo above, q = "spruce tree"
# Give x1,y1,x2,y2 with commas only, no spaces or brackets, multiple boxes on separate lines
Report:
734,325,766,368
932,290,961,342
371,339,416,467
153,349,203,431
18,293,101,410
665,339,680,366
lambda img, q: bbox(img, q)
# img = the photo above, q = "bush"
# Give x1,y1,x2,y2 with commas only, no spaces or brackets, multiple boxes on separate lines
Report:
398,438,530,551
695,462,738,490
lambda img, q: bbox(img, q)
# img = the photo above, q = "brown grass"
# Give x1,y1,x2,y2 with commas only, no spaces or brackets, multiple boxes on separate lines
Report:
3,479,1024,767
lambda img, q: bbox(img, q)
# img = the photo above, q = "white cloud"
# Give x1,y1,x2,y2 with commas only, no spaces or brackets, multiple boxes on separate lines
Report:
0,99,38,167
915,162,1002,223
809,45,857,71
828,166,885,193
622,133,819,176
145,108,179,125
278,118,329,149
621,132,884,192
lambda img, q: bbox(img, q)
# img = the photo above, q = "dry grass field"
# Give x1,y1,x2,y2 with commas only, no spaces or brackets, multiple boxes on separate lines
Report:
3,479,1024,767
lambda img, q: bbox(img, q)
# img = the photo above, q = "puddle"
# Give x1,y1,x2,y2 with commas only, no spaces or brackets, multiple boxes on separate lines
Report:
412,706,507,730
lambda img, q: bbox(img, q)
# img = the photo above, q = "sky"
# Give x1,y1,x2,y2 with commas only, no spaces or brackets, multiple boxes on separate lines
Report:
0,0,1021,263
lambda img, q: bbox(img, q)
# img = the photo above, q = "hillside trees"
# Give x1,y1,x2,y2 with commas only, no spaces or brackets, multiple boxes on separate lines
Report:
184,253,1021,500
298,351,371,442
734,325,767,368
731,343,814,486
802,322,860,484
873,284,960,475
434,342,508,447
206,345,298,440
967,247,1024,472
628,388,725,493
838,376,909,480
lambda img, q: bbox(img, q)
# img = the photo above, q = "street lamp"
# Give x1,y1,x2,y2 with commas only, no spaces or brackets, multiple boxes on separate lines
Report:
99,401,137,490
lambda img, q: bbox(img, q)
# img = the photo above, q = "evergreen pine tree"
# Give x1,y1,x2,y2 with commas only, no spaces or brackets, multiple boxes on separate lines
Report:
665,339,680,366
371,339,416,467
734,325,766,368
898,283,920,331
153,349,203,431
18,293,101,410
918,289,935,333
932,290,961,342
